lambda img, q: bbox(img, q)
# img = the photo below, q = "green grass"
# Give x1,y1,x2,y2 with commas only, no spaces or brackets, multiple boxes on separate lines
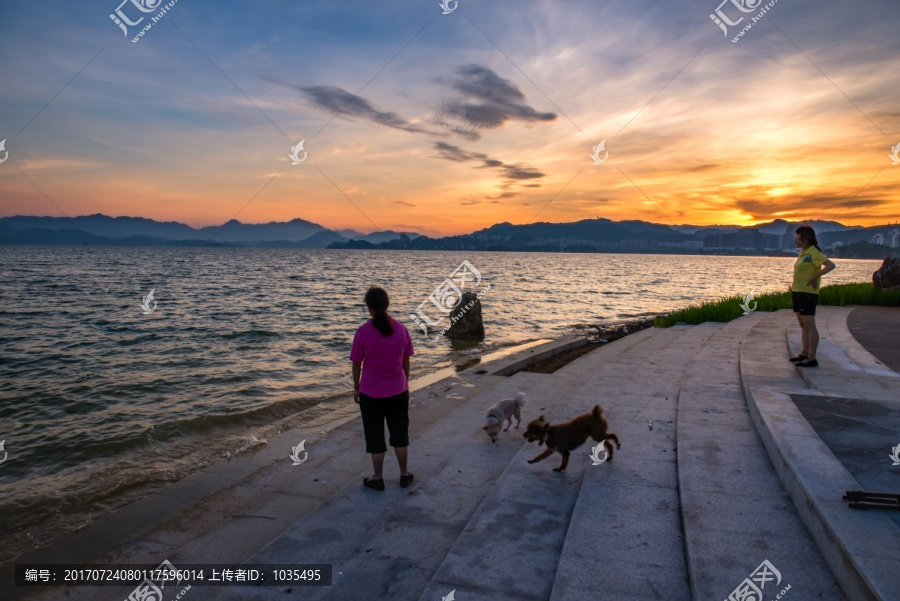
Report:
654,282,900,327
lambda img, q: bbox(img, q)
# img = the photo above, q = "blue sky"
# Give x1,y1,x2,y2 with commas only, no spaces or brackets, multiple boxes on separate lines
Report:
1,0,898,235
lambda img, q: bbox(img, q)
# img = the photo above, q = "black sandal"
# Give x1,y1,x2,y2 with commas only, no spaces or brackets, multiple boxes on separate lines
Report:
796,358,818,368
788,355,808,363
400,473,414,488
363,477,384,491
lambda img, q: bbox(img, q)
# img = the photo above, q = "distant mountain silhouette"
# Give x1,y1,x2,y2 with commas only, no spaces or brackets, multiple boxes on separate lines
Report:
0,213,894,254
335,229,421,244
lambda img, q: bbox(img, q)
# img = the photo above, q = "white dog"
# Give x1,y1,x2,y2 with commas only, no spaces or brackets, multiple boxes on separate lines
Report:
482,392,526,443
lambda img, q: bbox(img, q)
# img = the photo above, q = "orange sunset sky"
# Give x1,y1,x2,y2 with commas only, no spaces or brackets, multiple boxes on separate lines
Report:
1,0,898,237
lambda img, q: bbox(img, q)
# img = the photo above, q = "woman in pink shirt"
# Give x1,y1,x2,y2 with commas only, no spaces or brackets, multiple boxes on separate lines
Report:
350,287,415,491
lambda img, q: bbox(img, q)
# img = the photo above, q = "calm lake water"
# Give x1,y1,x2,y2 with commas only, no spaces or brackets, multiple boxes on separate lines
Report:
0,246,881,561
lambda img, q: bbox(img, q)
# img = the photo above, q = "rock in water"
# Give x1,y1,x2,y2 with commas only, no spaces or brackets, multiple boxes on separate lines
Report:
872,256,900,290
447,291,485,340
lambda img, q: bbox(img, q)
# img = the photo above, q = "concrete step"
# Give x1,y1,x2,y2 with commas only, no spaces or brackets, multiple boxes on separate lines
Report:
200,333,634,601
739,309,808,395
420,328,724,601
201,370,550,601
548,321,727,601
415,325,712,601
746,386,900,601
10,367,515,601
787,306,900,402
681,312,846,601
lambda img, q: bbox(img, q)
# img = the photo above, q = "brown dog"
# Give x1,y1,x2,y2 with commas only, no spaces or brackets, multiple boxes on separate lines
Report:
523,405,620,471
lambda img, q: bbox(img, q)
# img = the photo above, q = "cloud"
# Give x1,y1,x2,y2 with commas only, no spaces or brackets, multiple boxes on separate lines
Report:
432,142,544,191
735,194,887,221
432,65,558,138
296,85,438,135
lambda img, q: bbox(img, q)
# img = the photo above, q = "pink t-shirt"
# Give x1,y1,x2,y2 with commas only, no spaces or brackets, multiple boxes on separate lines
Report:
349,318,414,398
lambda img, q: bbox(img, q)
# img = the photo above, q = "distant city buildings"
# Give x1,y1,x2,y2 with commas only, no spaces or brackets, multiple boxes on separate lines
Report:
870,229,900,247
703,228,782,250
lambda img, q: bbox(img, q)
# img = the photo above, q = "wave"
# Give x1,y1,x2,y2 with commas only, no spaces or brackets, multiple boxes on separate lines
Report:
220,329,282,340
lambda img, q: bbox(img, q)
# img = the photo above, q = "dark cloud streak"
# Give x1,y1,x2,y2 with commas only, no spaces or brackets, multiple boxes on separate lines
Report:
433,141,544,195
296,85,439,135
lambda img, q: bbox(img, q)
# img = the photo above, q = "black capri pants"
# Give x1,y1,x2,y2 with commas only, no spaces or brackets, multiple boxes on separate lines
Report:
358,390,410,454
791,291,818,316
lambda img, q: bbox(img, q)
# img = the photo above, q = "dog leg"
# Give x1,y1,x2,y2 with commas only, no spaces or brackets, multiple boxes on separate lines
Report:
554,452,570,472
604,438,615,461
528,448,554,464
504,416,512,432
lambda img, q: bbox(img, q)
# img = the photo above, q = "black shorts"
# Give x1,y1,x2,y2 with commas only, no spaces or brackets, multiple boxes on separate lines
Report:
792,292,818,316
358,390,410,454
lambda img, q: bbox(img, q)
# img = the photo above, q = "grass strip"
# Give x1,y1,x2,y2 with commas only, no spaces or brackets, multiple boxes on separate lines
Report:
655,282,900,327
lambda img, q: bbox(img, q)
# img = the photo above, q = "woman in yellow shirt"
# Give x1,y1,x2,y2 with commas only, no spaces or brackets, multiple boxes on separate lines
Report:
789,226,836,367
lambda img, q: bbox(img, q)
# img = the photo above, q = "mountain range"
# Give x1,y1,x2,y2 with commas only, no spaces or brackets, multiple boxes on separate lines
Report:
0,214,895,255
0,214,418,248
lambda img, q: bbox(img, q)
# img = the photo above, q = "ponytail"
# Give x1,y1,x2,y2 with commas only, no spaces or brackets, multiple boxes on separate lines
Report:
364,287,393,337
795,226,821,252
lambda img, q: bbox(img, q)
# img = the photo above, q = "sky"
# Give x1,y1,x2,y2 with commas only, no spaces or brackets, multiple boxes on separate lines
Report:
0,0,898,237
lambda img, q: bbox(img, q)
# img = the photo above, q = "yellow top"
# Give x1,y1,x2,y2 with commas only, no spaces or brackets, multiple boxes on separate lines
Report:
792,246,828,294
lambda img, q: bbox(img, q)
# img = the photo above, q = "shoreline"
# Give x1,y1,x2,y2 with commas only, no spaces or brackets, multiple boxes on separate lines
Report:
0,314,660,567
0,335,596,598
0,336,562,567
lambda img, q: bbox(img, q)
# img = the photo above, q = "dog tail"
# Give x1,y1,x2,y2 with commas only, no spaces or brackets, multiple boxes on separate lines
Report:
515,391,527,407
592,405,603,417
